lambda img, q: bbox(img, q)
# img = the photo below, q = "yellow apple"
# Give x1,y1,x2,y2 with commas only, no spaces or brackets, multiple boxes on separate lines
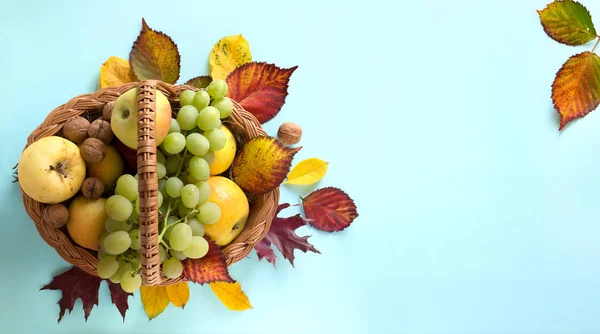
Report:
86,145,124,186
209,125,237,175
203,176,249,246
18,136,86,204
111,87,172,149
67,196,107,251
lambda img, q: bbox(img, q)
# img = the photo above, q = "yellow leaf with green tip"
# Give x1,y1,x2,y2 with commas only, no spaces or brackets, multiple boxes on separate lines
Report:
210,35,252,80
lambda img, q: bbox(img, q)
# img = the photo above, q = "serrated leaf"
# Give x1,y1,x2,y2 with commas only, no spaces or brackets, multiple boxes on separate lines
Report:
538,0,597,46
254,203,320,267
129,18,180,84
231,136,301,195
140,285,170,320
210,34,252,80
209,282,252,311
182,237,234,284
302,187,359,232
184,76,212,89
552,51,600,129
285,158,329,185
107,282,133,322
99,56,138,88
226,62,297,123
165,282,190,309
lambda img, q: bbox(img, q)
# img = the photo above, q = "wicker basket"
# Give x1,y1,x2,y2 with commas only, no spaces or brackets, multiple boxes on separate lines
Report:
20,80,279,286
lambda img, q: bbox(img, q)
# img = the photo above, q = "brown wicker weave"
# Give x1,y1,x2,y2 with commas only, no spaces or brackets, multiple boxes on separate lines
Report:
20,80,279,286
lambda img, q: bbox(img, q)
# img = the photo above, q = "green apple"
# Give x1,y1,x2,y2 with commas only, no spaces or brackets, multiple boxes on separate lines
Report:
111,88,172,149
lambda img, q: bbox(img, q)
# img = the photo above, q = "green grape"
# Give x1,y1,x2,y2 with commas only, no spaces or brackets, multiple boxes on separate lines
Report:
163,216,178,240
188,157,209,181
162,257,183,279
197,202,221,225
120,270,142,293
105,218,132,233
202,151,215,164
188,218,205,237
170,249,187,261
179,90,196,106
207,79,228,100
157,163,167,179
103,231,131,255
169,118,181,133
129,206,139,220
177,105,199,131
183,236,209,259
185,133,210,156
130,254,141,269
181,184,200,208
166,177,184,198
165,155,179,174
157,150,166,165
204,128,227,151
99,232,109,252
109,262,131,284
163,132,186,155
158,179,168,197
158,191,164,208
186,173,201,184
211,97,233,119
105,195,133,222
193,90,210,111
196,106,221,131
169,223,192,251
115,174,138,202
97,248,107,261
97,255,119,279
129,229,141,250
159,245,167,264
177,201,189,218
194,181,211,205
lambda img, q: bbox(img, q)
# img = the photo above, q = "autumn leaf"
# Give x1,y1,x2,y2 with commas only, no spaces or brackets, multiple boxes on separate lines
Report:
130,18,180,84
182,237,234,284
165,281,190,309
552,51,600,129
231,136,301,195
210,34,252,80
227,62,298,123
184,76,212,89
254,203,320,267
538,0,597,46
140,285,170,320
210,282,252,311
302,187,359,232
99,56,138,88
285,158,329,185
108,282,133,321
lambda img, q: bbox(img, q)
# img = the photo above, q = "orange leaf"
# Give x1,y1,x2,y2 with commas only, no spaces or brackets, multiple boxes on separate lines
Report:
140,285,170,320
552,51,600,129
226,62,297,123
99,56,138,88
129,18,180,84
231,136,301,195
209,282,252,311
302,187,359,232
165,281,190,309
182,237,234,284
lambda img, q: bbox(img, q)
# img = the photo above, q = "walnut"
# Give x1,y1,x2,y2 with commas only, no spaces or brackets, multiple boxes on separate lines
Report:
88,118,113,144
277,122,302,145
63,116,90,144
47,204,69,228
102,101,115,120
80,138,107,163
81,177,104,199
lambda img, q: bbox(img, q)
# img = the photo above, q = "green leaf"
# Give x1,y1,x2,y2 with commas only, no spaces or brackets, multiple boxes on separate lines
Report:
184,76,212,89
538,0,597,46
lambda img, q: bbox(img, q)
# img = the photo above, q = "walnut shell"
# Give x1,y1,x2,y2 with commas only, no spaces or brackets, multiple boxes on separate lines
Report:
63,116,90,144
47,204,69,228
277,122,302,145
80,138,107,163
88,118,113,144
102,101,115,120
81,177,104,199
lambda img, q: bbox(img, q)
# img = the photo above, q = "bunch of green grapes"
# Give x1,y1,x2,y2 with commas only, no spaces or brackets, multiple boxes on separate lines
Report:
96,80,232,293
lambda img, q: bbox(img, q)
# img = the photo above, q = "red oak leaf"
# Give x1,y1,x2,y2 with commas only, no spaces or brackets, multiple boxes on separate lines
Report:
182,237,234,284
255,203,320,267
226,62,297,123
302,187,359,232
108,282,133,322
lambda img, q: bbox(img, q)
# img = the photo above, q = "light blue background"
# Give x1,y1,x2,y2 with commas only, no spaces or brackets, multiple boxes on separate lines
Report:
1,0,600,333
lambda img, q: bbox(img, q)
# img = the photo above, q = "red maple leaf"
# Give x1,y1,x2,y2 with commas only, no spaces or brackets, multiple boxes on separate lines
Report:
182,237,234,284
41,266,132,323
254,203,320,267
302,187,358,232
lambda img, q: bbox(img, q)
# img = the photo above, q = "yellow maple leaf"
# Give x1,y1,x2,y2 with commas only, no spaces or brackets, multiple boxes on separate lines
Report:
209,34,252,80
209,282,252,311
140,285,170,320
99,56,138,88
165,281,190,309
285,158,329,185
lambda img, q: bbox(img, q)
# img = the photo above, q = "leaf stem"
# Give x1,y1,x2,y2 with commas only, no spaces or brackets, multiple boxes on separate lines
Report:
592,38,600,53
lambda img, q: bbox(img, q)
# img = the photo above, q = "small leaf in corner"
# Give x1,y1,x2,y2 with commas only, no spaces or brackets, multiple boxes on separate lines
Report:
210,282,253,311
285,158,329,185
184,76,212,89
538,0,597,46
